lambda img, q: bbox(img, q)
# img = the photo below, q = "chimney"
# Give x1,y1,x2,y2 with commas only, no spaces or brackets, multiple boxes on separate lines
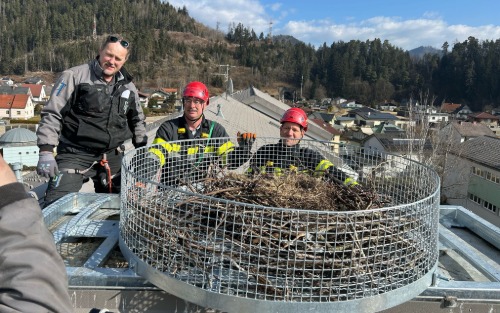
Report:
216,103,225,119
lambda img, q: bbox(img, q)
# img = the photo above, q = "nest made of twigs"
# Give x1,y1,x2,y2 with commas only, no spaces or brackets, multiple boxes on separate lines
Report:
194,171,392,211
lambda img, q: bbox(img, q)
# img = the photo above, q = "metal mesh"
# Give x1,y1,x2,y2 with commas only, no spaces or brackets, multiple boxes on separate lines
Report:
120,137,440,307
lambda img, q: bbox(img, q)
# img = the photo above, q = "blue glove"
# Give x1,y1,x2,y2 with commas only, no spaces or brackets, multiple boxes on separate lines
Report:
37,151,59,178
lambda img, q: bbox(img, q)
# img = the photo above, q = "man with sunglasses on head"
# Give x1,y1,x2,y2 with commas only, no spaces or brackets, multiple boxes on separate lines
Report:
36,34,147,207
139,81,254,186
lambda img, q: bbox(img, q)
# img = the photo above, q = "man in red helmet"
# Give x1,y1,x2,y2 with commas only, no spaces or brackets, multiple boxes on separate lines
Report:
249,107,358,186
142,81,254,186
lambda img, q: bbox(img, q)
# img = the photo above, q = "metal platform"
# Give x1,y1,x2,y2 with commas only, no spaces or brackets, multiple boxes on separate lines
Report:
44,193,500,313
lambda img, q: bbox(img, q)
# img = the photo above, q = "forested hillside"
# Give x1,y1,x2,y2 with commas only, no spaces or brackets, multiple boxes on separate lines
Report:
1,0,500,111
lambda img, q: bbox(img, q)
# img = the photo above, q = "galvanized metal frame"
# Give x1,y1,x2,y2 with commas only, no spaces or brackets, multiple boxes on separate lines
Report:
119,138,441,312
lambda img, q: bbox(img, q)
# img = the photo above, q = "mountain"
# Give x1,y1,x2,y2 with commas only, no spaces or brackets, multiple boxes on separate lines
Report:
272,35,303,46
408,46,443,59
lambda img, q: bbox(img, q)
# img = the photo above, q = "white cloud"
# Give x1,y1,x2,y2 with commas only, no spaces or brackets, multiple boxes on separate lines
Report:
164,0,500,50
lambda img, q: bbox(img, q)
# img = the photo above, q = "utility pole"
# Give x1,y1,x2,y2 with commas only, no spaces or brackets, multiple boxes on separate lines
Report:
215,64,236,82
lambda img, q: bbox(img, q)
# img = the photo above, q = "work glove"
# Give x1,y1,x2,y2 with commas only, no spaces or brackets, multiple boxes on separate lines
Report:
237,132,256,149
37,151,59,178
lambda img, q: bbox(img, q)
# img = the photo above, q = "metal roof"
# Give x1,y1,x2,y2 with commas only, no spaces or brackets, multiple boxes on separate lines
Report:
451,135,500,170
0,127,37,144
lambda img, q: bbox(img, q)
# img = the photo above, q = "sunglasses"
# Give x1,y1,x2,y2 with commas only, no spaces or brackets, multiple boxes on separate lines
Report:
107,36,129,48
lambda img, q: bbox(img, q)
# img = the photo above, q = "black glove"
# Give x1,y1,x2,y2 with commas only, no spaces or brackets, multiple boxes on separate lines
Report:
237,132,256,149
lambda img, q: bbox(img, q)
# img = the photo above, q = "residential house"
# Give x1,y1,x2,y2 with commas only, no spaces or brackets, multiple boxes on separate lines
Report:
308,112,335,126
438,121,495,147
21,84,47,104
393,115,414,131
333,116,356,129
331,97,347,105
0,94,35,119
137,90,150,107
467,112,500,135
442,136,500,227
231,86,332,141
372,122,406,135
377,102,398,111
414,106,449,126
147,88,177,108
0,85,32,97
361,133,433,173
441,102,472,120
23,77,43,84
310,118,342,153
349,107,399,127
0,77,14,86
0,127,39,167
339,100,363,110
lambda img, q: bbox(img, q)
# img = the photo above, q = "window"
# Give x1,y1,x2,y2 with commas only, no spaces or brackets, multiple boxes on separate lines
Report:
483,201,498,213
472,167,481,176
16,111,21,115
469,193,481,204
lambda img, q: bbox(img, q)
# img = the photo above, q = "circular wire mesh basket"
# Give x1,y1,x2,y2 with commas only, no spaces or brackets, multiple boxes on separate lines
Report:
120,137,440,312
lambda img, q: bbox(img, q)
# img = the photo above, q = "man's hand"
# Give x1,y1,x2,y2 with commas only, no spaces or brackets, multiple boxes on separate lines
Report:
37,151,59,178
237,132,256,148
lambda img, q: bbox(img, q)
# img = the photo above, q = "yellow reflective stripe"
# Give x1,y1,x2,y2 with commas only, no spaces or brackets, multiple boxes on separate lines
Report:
149,148,165,166
216,141,234,164
150,138,183,166
217,141,235,156
204,146,215,153
187,146,199,154
315,159,333,172
344,177,359,186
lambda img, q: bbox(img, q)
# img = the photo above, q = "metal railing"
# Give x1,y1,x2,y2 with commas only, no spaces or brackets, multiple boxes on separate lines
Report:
119,137,441,312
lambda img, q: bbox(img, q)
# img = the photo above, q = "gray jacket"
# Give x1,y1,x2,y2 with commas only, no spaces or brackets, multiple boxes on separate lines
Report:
37,58,147,153
0,183,74,312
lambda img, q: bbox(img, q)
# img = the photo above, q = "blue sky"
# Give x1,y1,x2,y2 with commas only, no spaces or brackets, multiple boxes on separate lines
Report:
165,0,500,50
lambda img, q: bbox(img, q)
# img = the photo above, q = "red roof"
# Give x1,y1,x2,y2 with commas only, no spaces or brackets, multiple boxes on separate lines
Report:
310,118,341,135
0,94,29,109
468,112,499,120
441,102,461,113
21,84,43,97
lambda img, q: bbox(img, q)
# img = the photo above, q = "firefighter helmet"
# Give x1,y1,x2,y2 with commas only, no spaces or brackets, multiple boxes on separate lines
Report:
280,107,308,131
182,81,210,105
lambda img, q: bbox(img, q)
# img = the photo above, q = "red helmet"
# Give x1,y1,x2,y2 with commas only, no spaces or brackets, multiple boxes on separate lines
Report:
183,81,209,105
280,107,308,131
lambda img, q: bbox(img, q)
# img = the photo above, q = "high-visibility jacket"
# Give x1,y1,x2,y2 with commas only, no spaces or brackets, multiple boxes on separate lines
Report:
149,115,248,185
249,140,357,186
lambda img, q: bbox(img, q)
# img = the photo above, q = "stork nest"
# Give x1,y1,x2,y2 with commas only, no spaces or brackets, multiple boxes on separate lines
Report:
126,172,431,302
194,171,391,211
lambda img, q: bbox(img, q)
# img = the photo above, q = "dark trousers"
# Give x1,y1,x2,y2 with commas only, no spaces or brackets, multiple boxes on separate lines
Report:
43,145,123,208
